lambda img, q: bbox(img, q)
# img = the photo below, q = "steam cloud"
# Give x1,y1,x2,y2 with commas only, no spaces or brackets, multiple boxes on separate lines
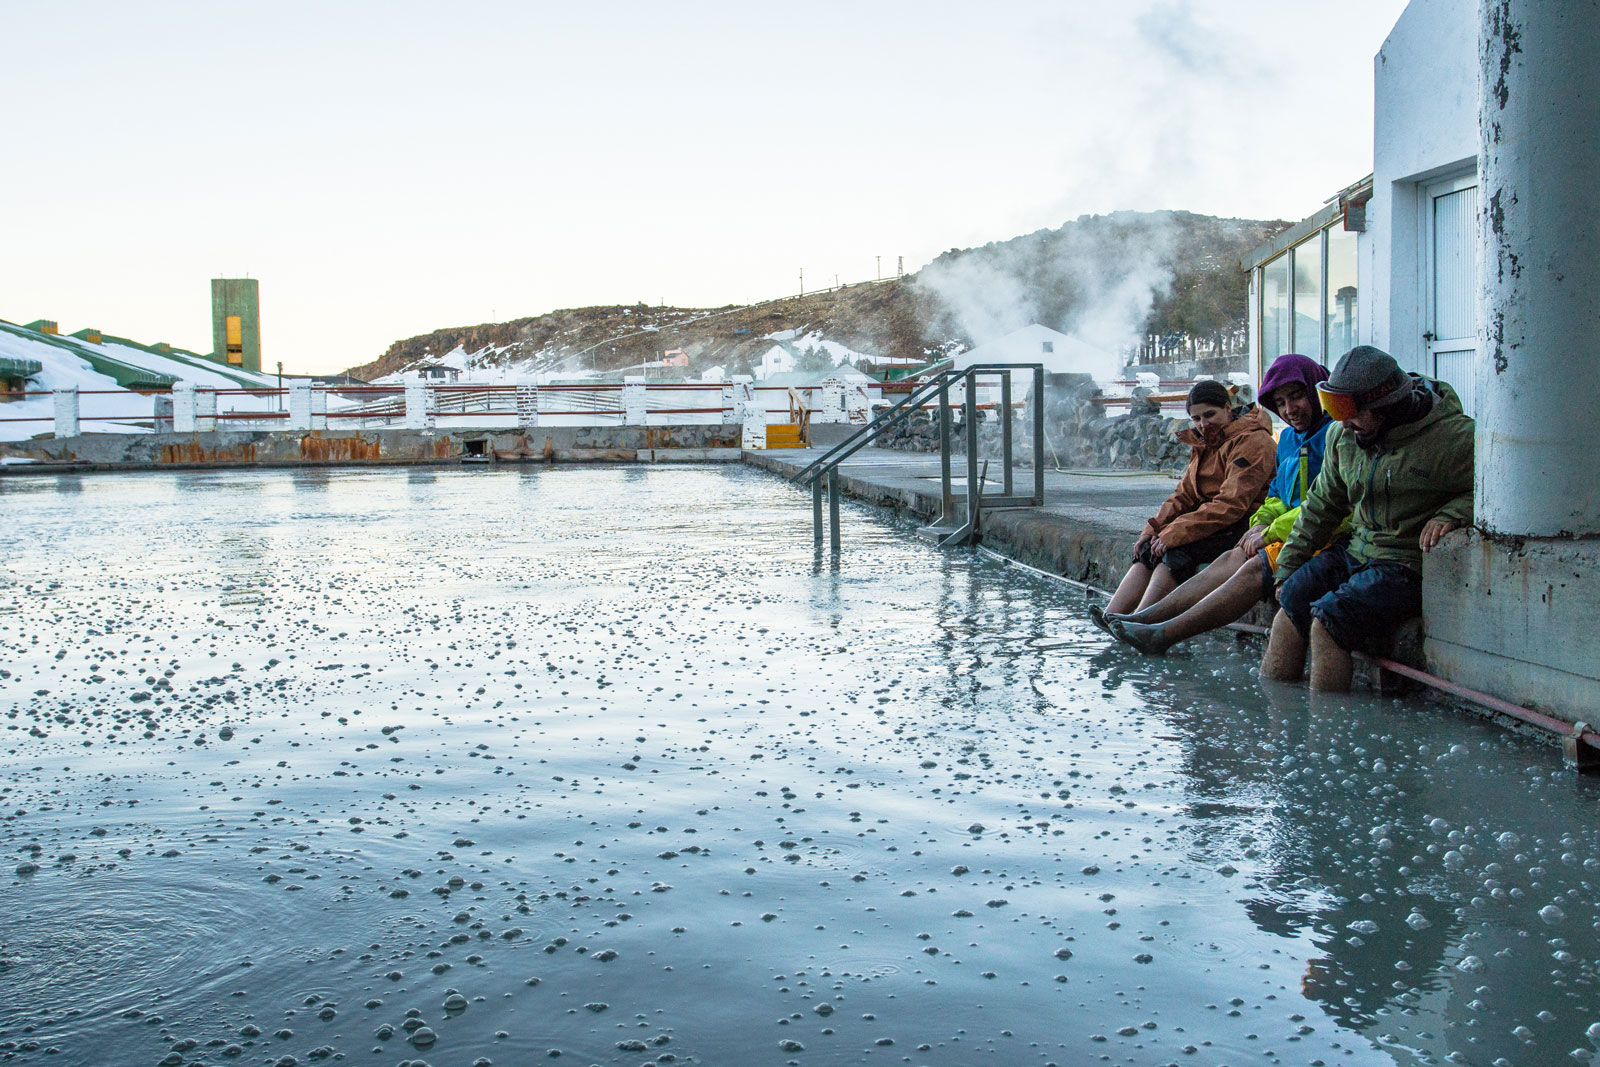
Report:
914,211,1180,382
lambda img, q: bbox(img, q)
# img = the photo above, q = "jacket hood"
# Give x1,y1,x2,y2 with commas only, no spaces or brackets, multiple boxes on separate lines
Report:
1371,375,1463,448
1177,405,1272,448
1259,353,1330,412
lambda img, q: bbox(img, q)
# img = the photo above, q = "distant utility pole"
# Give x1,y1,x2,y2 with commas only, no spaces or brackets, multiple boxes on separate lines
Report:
897,256,904,278
799,268,804,296
877,256,881,280
834,274,839,290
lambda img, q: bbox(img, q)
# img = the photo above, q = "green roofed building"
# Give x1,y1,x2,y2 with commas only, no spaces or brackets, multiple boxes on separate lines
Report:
1,355,43,396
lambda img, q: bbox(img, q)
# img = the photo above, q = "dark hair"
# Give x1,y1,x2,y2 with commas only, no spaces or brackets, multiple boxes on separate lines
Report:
1186,380,1231,412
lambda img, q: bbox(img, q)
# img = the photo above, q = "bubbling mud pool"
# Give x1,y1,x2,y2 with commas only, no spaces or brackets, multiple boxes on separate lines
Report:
2,465,1599,1067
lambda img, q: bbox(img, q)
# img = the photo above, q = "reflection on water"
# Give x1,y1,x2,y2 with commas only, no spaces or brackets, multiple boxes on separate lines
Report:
214,531,272,607
1,465,1597,1067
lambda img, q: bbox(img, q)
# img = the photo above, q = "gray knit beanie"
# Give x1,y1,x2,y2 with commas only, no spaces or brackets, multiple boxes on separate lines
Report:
1325,345,1411,410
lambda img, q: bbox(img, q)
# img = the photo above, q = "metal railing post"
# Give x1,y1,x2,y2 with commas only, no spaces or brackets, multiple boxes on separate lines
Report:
789,364,1043,553
964,373,979,542
938,377,953,524
812,475,823,547
827,468,841,553
1000,371,1013,498
1033,366,1045,503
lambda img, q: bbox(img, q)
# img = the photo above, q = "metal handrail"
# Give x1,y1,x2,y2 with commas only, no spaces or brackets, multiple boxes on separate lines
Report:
791,364,1045,551
789,368,961,487
787,387,813,447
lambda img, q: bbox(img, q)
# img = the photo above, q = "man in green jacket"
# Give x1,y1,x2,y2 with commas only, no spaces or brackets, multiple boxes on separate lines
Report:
1261,345,1475,691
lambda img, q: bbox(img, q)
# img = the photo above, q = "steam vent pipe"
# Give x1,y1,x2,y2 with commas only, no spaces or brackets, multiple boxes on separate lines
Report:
1476,0,1600,536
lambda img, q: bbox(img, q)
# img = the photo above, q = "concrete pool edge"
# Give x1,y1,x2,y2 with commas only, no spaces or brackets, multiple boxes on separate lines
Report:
0,426,746,472
740,446,1167,598
742,446,1600,767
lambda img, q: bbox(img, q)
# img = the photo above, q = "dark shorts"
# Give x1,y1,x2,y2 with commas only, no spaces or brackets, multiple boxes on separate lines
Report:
1278,545,1422,653
1255,549,1277,602
1135,518,1249,584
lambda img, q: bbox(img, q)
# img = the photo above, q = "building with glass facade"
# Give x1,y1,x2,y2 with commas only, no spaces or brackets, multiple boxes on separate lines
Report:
1243,0,1484,420
1243,177,1369,383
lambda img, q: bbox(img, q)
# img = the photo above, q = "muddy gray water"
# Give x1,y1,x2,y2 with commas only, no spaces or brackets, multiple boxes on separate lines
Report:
1,466,1598,1067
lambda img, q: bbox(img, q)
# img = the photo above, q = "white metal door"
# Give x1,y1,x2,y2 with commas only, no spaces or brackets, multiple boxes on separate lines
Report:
1425,174,1479,417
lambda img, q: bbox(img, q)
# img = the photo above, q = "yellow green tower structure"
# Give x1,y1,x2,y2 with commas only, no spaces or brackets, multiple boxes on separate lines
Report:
210,278,261,372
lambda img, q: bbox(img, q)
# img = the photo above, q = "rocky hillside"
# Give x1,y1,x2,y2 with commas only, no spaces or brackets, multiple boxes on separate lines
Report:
346,280,944,382
346,209,1288,381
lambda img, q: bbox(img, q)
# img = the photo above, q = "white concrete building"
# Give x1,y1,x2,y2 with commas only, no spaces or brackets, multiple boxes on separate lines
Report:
1367,0,1483,415
1244,0,1482,416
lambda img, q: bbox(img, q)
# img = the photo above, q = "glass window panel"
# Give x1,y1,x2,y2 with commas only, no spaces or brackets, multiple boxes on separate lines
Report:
1326,225,1358,363
1260,255,1290,364
1291,235,1323,361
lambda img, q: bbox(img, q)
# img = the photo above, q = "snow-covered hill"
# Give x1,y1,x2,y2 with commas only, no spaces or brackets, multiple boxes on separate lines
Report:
369,327,896,386
0,318,280,442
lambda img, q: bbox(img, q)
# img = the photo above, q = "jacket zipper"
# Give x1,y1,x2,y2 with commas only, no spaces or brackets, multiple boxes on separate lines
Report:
1363,447,1388,556
1297,442,1310,505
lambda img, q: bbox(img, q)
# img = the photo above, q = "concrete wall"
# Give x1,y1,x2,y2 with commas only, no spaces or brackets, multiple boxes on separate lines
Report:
1420,1,1600,731
0,425,742,472
1425,531,1600,718
1367,0,1479,368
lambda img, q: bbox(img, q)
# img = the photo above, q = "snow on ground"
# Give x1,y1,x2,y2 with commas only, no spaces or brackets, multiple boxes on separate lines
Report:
373,343,546,385
1,323,284,442
794,330,886,366
1,329,160,441
754,330,887,379
101,342,278,391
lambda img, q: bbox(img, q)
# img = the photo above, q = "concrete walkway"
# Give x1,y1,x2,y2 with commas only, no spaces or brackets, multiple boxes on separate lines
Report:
743,444,1177,592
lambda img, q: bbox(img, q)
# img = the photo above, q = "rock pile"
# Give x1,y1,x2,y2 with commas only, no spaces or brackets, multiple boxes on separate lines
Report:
873,382,1194,474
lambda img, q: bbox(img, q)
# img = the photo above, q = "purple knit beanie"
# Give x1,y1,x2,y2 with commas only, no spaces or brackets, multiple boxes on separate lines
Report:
1258,353,1330,413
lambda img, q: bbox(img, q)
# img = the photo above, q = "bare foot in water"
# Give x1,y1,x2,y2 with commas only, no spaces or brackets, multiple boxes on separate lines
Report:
1110,618,1174,655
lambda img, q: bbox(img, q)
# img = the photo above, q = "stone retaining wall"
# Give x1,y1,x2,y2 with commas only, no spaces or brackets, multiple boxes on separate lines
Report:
873,384,1194,474
0,425,743,472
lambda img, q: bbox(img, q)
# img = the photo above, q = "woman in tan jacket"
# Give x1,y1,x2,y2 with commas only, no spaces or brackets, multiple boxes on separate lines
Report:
1092,380,1277,625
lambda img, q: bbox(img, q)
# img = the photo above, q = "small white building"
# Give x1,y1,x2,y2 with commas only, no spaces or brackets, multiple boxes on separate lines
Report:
756,345,796,379
413,362,462,383
952,323,1114,379
944,324,1113,411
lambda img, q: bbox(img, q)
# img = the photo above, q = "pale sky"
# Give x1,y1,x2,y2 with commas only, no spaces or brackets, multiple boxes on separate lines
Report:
2,1,1409,374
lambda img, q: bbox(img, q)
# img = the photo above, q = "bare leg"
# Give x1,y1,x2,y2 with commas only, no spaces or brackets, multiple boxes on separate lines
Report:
1308,619,1354,692
1113,561,1267,654
1117,547,1248,625
1260,609,1306,681
1103,562,1153,617
1135,563,1179,611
